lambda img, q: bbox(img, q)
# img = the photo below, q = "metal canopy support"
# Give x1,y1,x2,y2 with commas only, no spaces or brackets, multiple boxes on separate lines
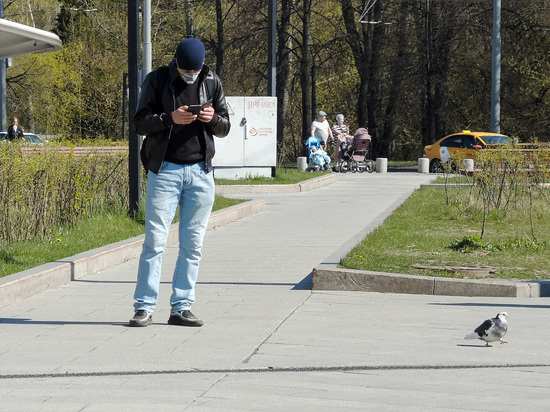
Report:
0,15,62,133
128,0,141,217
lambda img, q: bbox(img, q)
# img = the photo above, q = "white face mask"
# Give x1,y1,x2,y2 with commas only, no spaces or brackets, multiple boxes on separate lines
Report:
180,72,199,84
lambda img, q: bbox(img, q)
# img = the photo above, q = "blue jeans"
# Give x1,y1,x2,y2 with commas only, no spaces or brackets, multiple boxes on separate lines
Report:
133,161,215,313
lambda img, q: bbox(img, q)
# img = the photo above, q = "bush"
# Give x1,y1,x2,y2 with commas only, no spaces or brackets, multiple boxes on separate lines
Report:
449,234,501,253
442,145,550,240
0,143,130,244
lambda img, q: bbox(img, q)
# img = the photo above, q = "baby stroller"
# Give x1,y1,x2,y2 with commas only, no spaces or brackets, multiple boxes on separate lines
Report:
339,128,374,173
305,136,331,171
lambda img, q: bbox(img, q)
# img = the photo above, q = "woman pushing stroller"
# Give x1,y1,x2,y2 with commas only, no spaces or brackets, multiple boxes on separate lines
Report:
332,114,354,171
339,127,374,173
331,113,374,173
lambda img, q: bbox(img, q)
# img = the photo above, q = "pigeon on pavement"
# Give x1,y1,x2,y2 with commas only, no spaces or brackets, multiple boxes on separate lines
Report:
464,312,509,347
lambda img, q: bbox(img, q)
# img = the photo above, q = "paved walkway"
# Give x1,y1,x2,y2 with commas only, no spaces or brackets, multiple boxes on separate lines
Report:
1,172,549,411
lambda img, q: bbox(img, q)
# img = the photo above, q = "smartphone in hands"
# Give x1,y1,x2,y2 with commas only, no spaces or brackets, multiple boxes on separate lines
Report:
187,99,213,115
187,105,201,115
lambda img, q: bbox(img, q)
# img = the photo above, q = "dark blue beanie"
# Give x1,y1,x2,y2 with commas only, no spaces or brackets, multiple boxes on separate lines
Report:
176,38,205,70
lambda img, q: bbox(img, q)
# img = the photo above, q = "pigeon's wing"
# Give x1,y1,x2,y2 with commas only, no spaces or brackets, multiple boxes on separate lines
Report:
474,319,494,337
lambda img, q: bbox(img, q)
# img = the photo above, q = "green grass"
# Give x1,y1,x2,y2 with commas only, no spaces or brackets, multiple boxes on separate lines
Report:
340,187,550,281
431,175,476,184
0,195,245,278
388,160,417,168
215,168,330,185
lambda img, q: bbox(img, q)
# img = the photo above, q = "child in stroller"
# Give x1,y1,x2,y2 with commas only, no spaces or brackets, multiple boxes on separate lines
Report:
339,127,374,173
305,136,331,171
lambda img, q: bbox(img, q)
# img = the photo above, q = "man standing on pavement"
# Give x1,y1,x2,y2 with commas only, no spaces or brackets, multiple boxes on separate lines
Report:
129,38,230,327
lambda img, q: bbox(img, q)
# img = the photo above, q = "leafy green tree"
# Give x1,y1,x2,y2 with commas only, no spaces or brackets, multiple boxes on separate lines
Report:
4,0,550,161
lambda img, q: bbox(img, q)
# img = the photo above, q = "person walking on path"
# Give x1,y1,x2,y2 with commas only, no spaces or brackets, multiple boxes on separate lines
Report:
129,38,230,327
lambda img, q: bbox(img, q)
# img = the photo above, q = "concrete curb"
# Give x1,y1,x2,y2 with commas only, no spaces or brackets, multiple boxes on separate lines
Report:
0,199,265,309
420,183,470,189
312,267,550,298
215,173,338,194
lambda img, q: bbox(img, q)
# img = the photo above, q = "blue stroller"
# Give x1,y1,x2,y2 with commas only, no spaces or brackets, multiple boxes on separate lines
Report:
305,136,331,171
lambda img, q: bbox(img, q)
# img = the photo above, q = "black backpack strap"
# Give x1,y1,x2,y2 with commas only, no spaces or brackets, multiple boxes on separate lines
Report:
204,70,217,102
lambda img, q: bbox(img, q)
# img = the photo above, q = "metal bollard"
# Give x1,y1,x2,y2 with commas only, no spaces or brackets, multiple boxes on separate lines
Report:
463,159,474,172
376,158,388,173
297,157,307,172
418,158,429,173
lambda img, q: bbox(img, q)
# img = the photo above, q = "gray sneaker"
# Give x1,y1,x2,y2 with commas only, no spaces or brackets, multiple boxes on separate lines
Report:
129,310,153,327
168,310,204,327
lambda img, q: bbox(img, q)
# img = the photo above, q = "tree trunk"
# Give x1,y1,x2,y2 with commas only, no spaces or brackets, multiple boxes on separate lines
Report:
214,0,225,79
380,2,410,158
301,0,313,143
185,0,194,37
425,0,435,146
420,1,456,146
276,0,293,155
366,0,385,155
341,0,368,127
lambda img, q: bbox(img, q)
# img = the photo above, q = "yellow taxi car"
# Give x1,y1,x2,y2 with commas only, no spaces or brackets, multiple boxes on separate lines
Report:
423,130,511,173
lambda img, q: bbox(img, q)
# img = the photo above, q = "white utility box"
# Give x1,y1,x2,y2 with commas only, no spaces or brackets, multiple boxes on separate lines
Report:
213,96,277,179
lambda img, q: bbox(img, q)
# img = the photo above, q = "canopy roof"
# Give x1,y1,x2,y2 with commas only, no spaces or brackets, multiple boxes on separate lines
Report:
0,18,62,60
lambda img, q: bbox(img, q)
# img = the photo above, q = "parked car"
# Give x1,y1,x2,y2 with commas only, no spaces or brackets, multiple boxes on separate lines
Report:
0,131,45,144
423,130,512,173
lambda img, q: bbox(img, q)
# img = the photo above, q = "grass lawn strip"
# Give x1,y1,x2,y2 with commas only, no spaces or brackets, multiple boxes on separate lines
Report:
341,187,550,281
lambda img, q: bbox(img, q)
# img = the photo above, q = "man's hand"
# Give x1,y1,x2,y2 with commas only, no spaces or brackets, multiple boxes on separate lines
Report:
198,105,215,123
171,106,197,125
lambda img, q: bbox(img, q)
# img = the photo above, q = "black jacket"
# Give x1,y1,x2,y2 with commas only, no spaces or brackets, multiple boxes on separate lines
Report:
7,125,24,141
134,61,230,174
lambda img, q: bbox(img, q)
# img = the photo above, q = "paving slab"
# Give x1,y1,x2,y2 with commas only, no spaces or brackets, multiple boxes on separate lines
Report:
1,172,549,411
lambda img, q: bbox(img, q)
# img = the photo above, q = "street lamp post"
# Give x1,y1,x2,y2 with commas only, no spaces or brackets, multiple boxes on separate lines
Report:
491,0,501,133
142,0,151,82
0,0,6,132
